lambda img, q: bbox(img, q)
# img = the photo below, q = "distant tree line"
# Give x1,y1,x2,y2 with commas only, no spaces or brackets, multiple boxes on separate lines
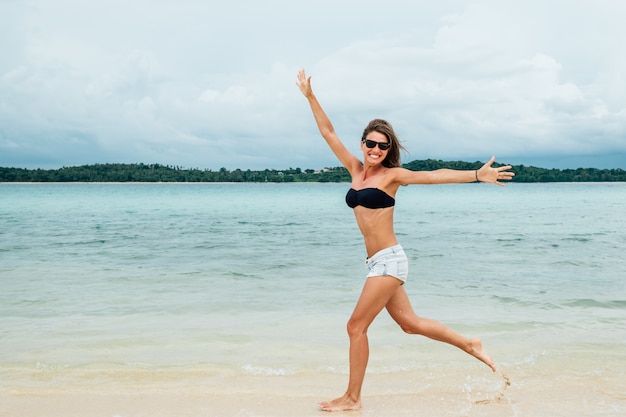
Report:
1,161,625,183
403,160,626,182
0,163,349,183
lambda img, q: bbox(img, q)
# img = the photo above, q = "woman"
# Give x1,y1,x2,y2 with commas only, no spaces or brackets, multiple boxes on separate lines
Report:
296,69,514,412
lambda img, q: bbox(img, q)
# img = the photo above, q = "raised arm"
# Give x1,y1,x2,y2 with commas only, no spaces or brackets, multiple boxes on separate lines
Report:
392,156,514,186
296,69,361,174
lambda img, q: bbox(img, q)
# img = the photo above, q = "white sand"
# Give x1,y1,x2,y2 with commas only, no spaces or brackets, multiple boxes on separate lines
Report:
2,356,624,417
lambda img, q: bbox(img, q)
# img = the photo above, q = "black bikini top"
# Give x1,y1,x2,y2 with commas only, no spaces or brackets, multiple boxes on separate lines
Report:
345,188,395,209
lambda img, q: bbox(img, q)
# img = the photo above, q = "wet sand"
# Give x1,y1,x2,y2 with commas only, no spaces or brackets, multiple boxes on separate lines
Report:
2,353,624,417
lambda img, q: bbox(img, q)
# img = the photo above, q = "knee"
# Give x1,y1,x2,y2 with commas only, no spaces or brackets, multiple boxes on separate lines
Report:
346,318,367,339
395,317,422,335
399,323,417,334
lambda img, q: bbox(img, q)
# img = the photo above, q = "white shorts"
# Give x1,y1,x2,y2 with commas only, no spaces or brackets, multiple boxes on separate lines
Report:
365,244,409,284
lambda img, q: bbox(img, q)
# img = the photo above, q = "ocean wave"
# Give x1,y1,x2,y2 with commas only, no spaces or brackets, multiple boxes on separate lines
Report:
241,364,293,376
491,295,561,310
563,299,626,309
491,295,626,311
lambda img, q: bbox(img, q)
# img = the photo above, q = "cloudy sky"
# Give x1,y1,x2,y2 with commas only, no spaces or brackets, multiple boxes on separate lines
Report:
1,0,625,170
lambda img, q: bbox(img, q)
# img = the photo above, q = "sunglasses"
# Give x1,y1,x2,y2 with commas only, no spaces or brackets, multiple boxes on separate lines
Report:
362,139,391,151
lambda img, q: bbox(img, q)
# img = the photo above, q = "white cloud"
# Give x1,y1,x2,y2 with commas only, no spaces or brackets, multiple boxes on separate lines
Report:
1,0,625,169
198,86,254,105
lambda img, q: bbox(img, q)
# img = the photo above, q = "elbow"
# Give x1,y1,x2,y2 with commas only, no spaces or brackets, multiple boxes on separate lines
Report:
319,127,335,138
424,171,440,184
319,129,337,142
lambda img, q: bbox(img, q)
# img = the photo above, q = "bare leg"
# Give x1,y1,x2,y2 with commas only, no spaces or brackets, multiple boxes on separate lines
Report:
385,286,496,372
318,275,403,412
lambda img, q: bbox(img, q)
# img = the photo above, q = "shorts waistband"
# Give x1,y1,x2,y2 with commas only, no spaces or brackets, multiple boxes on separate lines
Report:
366,244,404,260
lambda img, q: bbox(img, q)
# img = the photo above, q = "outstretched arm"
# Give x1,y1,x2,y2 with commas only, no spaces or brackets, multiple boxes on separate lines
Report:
393,156,514,186
296,69,361,174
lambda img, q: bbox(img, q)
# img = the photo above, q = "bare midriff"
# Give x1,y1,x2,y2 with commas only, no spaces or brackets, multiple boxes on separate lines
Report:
352,206,398,258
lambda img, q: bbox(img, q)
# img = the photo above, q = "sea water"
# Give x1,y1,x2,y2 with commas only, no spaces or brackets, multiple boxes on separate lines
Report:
1,182,625,413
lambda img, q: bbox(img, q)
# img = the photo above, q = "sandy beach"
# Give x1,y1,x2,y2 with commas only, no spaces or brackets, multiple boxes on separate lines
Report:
2,349,624,417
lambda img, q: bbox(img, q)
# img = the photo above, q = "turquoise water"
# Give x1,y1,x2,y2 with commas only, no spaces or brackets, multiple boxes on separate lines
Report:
1,182,625,382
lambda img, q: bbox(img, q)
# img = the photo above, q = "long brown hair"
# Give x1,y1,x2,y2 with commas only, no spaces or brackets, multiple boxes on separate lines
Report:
361,119,407,168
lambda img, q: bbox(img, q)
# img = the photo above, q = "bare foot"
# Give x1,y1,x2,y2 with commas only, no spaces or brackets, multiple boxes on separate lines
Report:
318,394,361,412
468,337,496,372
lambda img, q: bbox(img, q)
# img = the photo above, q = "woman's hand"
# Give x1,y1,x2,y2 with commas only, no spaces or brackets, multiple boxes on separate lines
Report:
296,68,313,98
477,156,515,186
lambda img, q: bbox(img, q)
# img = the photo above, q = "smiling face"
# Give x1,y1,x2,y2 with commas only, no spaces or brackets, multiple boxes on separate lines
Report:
361,131,390,166
360,119,405,168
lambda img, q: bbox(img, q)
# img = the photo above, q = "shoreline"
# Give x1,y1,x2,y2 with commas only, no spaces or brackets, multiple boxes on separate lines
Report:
2,345,625,417
2,361,623,417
